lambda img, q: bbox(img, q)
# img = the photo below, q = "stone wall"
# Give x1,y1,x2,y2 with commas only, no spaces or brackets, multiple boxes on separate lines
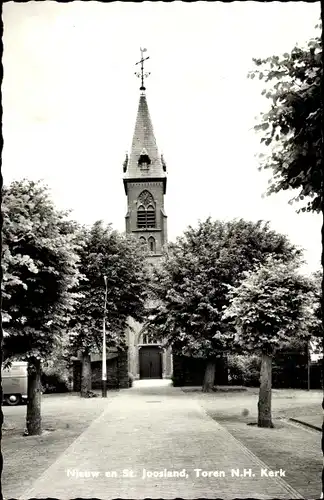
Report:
126,315,173,380
92,359,118,389
126,181,166,255
172,355,228,387
73,351,129,391
126,317,142,378
164,346,173,378
117,351,129,388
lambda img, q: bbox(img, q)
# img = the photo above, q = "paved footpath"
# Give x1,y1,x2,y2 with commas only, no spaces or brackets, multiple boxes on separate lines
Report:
20,380,303,499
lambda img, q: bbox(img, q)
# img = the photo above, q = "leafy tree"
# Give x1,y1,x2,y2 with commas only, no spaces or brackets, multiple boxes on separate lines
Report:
147,217,301,391
41,330,74,393
249,21,323,490
308,270,324,362
248,23,321,213
69,221,149,396
2,179,82,435
223,258,317,427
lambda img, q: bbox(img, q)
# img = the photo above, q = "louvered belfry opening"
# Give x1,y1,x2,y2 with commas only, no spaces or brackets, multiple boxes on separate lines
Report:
137,206,156,229
137,190,156,229
146,205,156,228
137,206,147,228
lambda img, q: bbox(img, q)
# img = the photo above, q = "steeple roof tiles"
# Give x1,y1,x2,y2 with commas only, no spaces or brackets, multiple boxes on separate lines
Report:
124,93,166,180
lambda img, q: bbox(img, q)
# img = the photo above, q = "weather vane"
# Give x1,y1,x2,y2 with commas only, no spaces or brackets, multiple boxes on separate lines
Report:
135,48,150,92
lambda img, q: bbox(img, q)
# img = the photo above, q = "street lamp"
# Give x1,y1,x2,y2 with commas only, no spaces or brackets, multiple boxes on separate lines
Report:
102,275,108,398
307,339,311,391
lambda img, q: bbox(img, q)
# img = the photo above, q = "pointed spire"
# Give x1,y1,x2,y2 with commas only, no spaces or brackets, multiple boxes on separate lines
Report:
123,50,166,194
124,93,166,181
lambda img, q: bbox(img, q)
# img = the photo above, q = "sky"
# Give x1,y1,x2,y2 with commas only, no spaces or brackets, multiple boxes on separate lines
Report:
2,1,322,273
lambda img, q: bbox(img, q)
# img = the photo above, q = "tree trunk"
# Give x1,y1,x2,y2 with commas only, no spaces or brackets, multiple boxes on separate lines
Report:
258,353,273,428
202,360,215,392
307,340,311,391
80,352,92,397
26,358,42,436
223,354,229,385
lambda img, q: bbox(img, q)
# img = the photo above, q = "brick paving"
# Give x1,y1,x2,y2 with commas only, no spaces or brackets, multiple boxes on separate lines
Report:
19,380,303,499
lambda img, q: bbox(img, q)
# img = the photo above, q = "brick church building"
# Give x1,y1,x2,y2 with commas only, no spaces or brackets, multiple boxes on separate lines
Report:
73,51,319,391
123,64,172,381
73,53,172,391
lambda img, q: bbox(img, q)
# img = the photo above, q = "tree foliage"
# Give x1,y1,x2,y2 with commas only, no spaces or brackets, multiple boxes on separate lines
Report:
69,220,150,356
2,179,82,361
147,218,302,358
249,24,322,212
309,270,323,354
2,179,83,434
223,258,317,355
223,258,318,428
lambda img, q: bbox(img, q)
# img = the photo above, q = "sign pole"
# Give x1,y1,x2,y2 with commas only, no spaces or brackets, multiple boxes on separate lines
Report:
102,276,108,398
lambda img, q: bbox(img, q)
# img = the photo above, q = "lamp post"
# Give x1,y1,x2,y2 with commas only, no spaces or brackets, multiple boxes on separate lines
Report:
102,275,108,398
307,339,311,391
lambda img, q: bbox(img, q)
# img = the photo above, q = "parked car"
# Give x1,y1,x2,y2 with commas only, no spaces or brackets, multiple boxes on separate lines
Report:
2,361,28,405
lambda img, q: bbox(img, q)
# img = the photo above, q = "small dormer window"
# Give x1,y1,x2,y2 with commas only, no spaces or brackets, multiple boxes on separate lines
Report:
138,149,151,170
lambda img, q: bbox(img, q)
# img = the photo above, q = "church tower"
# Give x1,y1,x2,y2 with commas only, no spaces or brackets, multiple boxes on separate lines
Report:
124,49,172,380
123,50,167,261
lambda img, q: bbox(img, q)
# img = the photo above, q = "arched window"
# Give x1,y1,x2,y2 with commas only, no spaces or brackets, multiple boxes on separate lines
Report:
137,205,146,228
138,190,154,206
139,236,146,245
148,236,156,253
137,191,156,229
142,332,155,344
146,205,156,228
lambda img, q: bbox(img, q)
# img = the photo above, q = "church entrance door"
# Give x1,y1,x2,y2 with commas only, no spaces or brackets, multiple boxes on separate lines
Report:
139,346,162,379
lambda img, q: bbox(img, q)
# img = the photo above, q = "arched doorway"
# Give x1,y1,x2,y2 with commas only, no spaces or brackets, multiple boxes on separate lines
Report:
139,346,162,379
